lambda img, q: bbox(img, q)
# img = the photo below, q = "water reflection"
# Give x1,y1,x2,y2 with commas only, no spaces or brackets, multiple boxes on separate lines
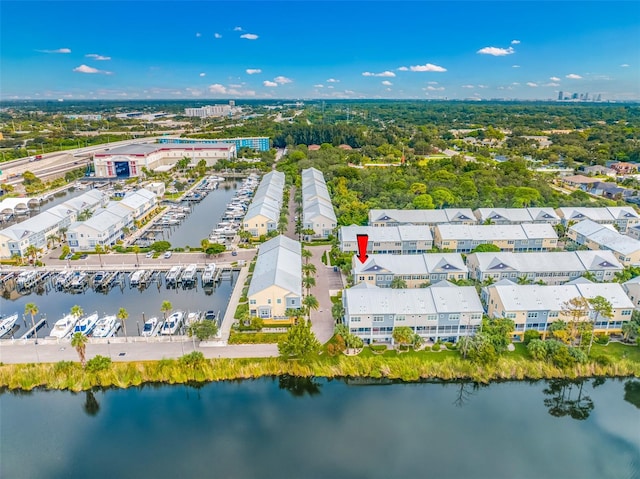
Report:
624,380,640,409
83,391,100,417
543,379,595,420
278,375,322,397
452,381,487,408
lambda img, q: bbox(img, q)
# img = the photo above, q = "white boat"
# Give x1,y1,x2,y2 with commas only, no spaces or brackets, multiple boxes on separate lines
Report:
56,270,74,289
50,314,78,339
16,270,38,289
69,271,88,290
182,264,198,283
0,313,19,337
161,311,184,335
202,264,216,284
185,311,202,326
92,271,106,287
92,315,120,338
130,269,148,287
73,312,99,336
141,317,162,337
165,266,182,284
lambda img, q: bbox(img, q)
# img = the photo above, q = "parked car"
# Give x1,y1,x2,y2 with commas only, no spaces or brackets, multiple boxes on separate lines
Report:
163,251,172,259
79,254,88,259
64,253,73,260
231,251,238,256
146,251,154,258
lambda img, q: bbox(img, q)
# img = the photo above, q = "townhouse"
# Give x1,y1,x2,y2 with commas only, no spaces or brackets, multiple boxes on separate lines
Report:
433,223,558,252
474,208,560,225
243,171,286,237
339,225,433,254
368,208,476,228
557,206,640,233
301,168,337,238
568,219,640,266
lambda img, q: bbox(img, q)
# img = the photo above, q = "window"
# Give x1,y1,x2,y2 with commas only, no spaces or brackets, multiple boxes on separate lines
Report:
527,312,538,319
267,299,271,304
351,316,361,323
277,298,281,304
549,311,559,318
249,299,256,305
448,314,460,321
373,316,384,322
505,312,517,319
622,310,632,316
426,314,437,321
396,315,405,321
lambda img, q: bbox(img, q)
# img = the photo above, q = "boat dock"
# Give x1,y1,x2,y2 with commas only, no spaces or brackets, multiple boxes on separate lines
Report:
20,317,48,339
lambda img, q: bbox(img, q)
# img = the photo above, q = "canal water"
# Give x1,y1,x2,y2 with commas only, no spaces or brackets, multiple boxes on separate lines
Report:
156,181,240,248
1,185,88,226
1,271,238,337
1,378,638,479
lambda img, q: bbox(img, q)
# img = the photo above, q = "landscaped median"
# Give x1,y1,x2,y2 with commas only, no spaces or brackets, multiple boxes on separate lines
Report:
0,342,638,392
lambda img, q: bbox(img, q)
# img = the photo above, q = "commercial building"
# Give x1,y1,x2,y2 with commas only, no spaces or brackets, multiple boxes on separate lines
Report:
433,224,558,252
184,104,233,118
0,190,108,259
342,282,483,344
301,168,336,238
339,225,433,254
247,235,302,319
352,253,468,288
557,207,640,233
368,208,476,228
93,142,236,179
568,220,640,266
484,281,634,338
473,208,560,225
466,250,623,285
243,171,285,237
158,136,270,152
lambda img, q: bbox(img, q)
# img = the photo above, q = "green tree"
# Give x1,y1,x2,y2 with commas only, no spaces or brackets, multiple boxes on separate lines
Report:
94,244,104,267
390,277,407,289
331,301,345,322
527,338,548,360
412,194,434,209
523,329,541,345
187,320,219,341
472,243,501,253
132,245,140,265
200,238,210,251
302,294,320,320
24,302,39,341
205,243,226,256
392,326,414,349
150,241,171,252
301,248,313,264
561,296,590,345
587,296,613,355
431,188,456,208
117,307,129,339
70,305,84,319
278,319,321,358
302,275,316,296
161,301,172,320
70,332,88,367
302,262,317,278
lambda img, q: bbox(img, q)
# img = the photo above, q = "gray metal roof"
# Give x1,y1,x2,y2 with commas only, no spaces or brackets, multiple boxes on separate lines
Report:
369,208,477,225
436,223,557,241
340,225,433,243
570,220,640,255
353,253,467,276
247,236,301,297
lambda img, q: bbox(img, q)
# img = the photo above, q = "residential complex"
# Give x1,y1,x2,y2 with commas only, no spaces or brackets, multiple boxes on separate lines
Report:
93,142,236,179
339,225,433,254
466,250,623,284
184,104,234,118
0,190,108,259
243,171,285,237
433,224,558,252
484,281,634,338
247,235,301,319
568,220,640,265
342,282,483,344
474,208,560,225
557,206,640,232
352,253,468,288
368,208,476,228
301,168,337,238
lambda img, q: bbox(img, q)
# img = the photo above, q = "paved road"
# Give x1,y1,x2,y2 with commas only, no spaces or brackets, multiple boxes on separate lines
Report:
285,186,299,241
0,339,278,364
307,245,342,343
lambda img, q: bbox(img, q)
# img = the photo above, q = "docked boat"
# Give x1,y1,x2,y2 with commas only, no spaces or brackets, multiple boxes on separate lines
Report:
141,317,162,337
161,311,184,335
0,313,19,337
130,269,148,287
55,270,74,290
185,311,202,326
204,310,218,322
49,314,78,339
73,312,99,336
92,271,106,287
202,264,216,285
92,315,120,338
16,270,38,289
69,271,88,290
165,265,182,284
181,264,198,284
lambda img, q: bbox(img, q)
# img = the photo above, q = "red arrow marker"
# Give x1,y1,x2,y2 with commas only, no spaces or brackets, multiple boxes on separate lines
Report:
356,234,369,264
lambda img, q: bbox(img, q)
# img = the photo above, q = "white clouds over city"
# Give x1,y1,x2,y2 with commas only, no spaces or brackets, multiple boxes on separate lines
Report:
566,73,582,79
550,76,561,81
37,48,71,54
511,40,521,44
246,69,262,75
86,54,111,61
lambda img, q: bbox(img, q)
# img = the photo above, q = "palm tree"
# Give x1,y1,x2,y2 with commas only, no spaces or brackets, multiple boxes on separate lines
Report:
622,321,638,343
161,300,172,320
132,245,140,265
302,294,319,321
117,307,129,339
58,227,68,243
517,276,533,285
70,305,84,319
302,262,317,279
302,276,316,296
71,332,88,367
24,302,38,341
24,244,41,267
301,248,312,265
95,244,104,267
200,238,210,252
390,277,408,289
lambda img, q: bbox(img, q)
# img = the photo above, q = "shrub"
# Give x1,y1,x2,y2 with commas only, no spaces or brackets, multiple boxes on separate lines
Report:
179,351,206,368
568,347,588,364
593,354,612,366
432,342,442,352
595,333,609,345
85,355,112,373
54,360,77,374
444,342,454,349
523,329,541,345
369,344,387,353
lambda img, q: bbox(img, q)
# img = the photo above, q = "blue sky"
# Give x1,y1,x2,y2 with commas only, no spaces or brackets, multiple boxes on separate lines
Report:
1,1,639,101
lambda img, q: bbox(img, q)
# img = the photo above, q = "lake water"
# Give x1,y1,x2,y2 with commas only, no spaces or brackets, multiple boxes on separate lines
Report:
1,378,638,479
1,271,238,337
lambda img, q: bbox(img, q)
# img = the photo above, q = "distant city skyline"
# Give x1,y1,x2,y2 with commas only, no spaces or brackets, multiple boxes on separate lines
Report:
1,1,639,101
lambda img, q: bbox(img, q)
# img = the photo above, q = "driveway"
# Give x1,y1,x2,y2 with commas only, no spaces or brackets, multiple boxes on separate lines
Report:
306,244,343,343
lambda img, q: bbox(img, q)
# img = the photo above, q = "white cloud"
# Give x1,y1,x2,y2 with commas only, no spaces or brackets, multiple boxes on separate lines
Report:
477,85,488,89
381,80,393,86
86,54,111,61
566,73,582,79
477,46,515,56
263,81,278,87
461,84,474,89
512,65,520,68
208,84,228,94
512,82,521,86
362,70,396,77
246,68,262,75
199,73,206,77
240,33,258,40
314,84,324,88
274,76,292,84
526,82,538,87
327,85,334,89
234,26,243,31
549,76,561,81
397,66,409,71
37,48,71,54
426,86,445,91
73,64,112,75
186,88,203,96
544,82,560,87
511,39,521,44
326,78,339,83
621,64,630,67
195,32,201,38
427,81,438,85
214,33,222,39
408,63,447,72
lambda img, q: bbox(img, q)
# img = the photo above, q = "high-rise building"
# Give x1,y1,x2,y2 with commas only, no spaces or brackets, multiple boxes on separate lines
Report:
558,91,563,101
184,104,233,118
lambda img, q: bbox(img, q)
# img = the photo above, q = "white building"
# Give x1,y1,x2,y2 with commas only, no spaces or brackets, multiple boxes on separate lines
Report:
368,208,476,227
301,168,337,238
557,206,640,233
243,171,285,237
568,220,640,266
339,225,433,254
434,223,558,252
474,208,560,225
184,104,234,118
